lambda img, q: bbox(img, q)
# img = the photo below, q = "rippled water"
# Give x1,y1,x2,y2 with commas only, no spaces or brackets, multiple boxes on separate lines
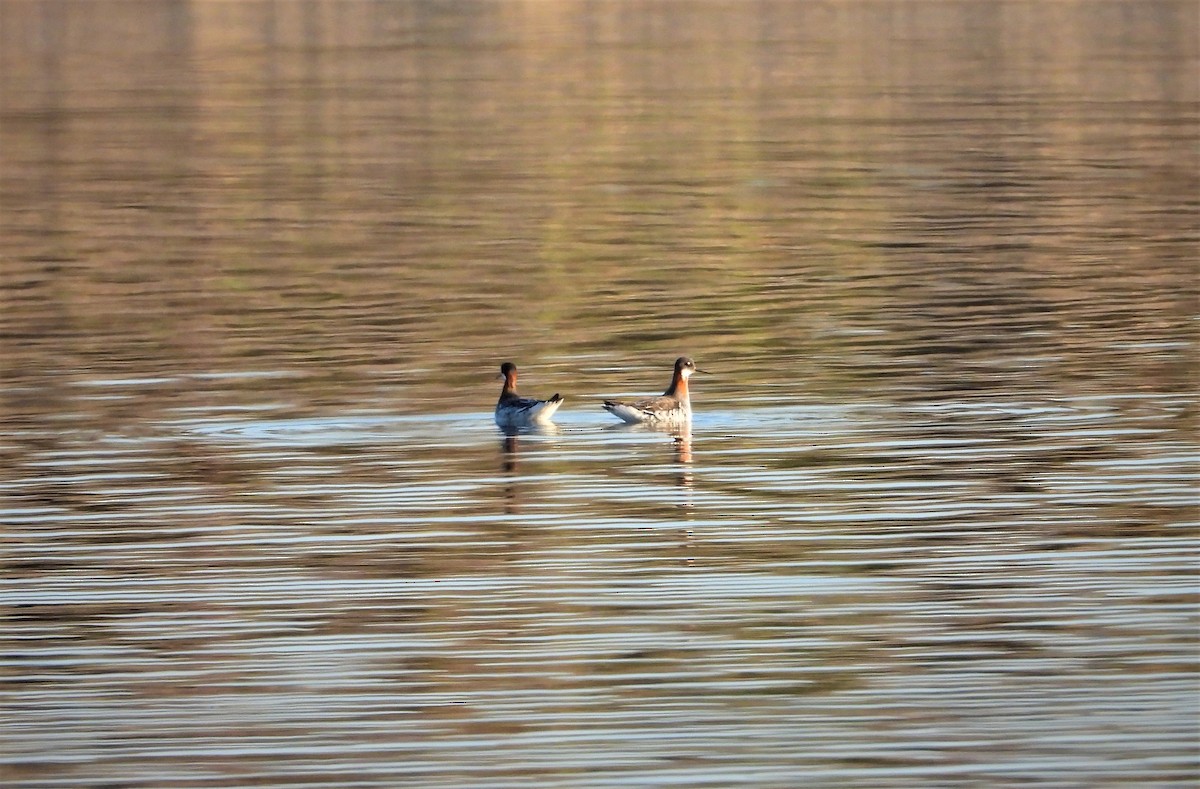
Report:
2,2,1198,787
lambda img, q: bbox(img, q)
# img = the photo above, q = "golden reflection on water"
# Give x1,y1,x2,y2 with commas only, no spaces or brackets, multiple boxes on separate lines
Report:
1,0,1195,416
0,1,1197,787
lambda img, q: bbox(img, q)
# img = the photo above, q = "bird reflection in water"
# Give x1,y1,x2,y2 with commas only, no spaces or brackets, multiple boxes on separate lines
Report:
603,420,695,500
671,426,693,493
609,421,697,564
669,425,696,565
498,423,560,515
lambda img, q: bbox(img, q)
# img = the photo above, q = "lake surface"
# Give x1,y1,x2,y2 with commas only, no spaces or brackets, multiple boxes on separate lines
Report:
1,1,1197,787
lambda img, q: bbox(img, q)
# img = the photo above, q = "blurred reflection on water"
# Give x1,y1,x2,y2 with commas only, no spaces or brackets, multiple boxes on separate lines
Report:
1,1,1197,787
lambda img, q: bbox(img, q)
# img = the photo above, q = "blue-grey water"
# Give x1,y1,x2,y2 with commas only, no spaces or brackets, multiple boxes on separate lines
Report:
1,2,1197,787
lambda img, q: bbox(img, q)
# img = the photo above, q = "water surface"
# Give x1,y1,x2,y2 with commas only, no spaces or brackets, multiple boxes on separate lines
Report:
2,2,1197,787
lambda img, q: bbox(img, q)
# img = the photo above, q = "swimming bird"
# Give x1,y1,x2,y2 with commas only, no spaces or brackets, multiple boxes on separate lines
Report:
494,362,564,427
602,356,709,424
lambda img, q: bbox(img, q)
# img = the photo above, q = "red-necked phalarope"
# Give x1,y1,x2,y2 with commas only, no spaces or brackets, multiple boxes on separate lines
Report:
495,362,564,427
602,356,710,424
